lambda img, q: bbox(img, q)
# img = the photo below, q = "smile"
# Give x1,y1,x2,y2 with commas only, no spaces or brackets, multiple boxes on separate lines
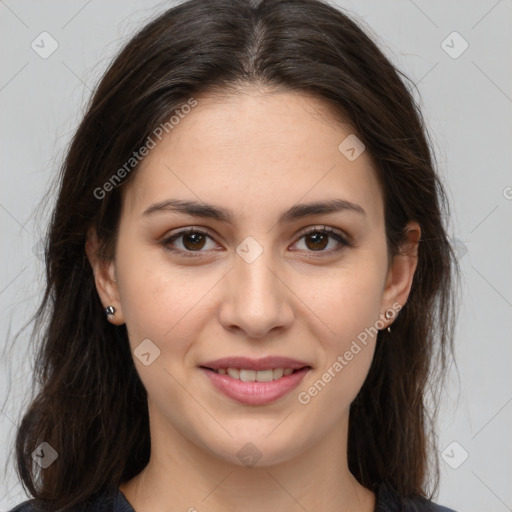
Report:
200,366,311,405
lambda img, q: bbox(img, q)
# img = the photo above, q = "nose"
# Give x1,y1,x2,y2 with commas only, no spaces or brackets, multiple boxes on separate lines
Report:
218,247,294,339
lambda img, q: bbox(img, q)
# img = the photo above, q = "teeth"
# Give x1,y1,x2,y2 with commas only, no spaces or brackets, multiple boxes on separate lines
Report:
273,368,284,379
226,368,240,379
218,368,297,381
256,369,275,382
240,369,257,382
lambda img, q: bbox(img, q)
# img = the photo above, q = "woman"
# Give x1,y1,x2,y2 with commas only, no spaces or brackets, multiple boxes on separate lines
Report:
9,0,459,510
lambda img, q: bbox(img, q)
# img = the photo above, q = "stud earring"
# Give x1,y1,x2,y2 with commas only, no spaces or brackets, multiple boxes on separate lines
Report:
105,306,116,317
385,309,393,333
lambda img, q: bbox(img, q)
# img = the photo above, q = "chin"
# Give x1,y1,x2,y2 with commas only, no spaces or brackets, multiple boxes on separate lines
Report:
201,432,307,469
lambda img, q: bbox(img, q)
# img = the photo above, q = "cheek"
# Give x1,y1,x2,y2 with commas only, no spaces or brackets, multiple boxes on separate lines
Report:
115,240,221,355
297,260,385,347
293,260,384,403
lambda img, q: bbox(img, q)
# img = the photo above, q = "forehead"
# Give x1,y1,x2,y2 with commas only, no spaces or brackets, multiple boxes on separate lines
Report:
122,89,384,226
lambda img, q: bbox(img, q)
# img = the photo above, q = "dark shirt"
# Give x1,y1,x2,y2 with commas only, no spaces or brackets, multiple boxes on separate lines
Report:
8,483,458,512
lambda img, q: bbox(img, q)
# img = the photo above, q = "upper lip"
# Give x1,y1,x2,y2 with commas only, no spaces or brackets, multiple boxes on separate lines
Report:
200,356,312,371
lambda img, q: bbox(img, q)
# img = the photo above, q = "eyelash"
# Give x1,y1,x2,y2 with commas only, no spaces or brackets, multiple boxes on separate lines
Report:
160,226,351,259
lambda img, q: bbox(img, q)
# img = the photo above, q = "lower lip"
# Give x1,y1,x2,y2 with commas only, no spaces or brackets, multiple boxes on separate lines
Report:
200,367,311,405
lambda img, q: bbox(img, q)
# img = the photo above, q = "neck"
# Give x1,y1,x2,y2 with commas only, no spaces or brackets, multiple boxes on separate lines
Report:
120,404,375,512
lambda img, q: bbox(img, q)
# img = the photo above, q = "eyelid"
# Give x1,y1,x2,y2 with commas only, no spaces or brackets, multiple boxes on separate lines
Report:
165,226,217,240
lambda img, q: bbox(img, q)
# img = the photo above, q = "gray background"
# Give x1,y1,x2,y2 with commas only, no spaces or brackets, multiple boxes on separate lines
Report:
1,1,511,510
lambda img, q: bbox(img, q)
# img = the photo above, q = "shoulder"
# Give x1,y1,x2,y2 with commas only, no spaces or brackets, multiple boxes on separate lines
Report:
6,500,39,512
6,487,133,512
376,482,459,512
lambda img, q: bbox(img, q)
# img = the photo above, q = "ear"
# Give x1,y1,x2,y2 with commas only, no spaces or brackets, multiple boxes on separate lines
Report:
85,227,125,325
380,221,421,328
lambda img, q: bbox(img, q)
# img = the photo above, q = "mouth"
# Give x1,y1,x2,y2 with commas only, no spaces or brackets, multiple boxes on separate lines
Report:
199,364,312,406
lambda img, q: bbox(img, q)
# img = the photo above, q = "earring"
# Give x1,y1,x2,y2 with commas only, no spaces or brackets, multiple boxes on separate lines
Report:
105,306,116,317
385,309,393,333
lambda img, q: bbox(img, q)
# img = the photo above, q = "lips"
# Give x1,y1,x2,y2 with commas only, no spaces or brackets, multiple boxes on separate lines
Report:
199,356,312,405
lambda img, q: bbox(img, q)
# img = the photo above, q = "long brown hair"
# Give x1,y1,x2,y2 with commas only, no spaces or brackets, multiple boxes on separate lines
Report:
11,0,459,509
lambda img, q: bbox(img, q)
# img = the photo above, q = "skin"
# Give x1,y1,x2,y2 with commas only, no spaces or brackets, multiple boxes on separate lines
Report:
87,87,420,512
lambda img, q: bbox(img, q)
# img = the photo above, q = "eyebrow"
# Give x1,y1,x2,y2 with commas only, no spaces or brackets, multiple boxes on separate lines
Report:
142,198,366,224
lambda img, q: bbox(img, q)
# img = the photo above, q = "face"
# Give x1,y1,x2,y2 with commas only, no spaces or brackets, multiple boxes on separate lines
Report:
88,88,419,468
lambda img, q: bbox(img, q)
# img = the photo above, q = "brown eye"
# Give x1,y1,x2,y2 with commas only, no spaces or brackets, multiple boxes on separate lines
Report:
161,228,218,258
292,227,350,255
181,232,207,251
304,232,329,251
